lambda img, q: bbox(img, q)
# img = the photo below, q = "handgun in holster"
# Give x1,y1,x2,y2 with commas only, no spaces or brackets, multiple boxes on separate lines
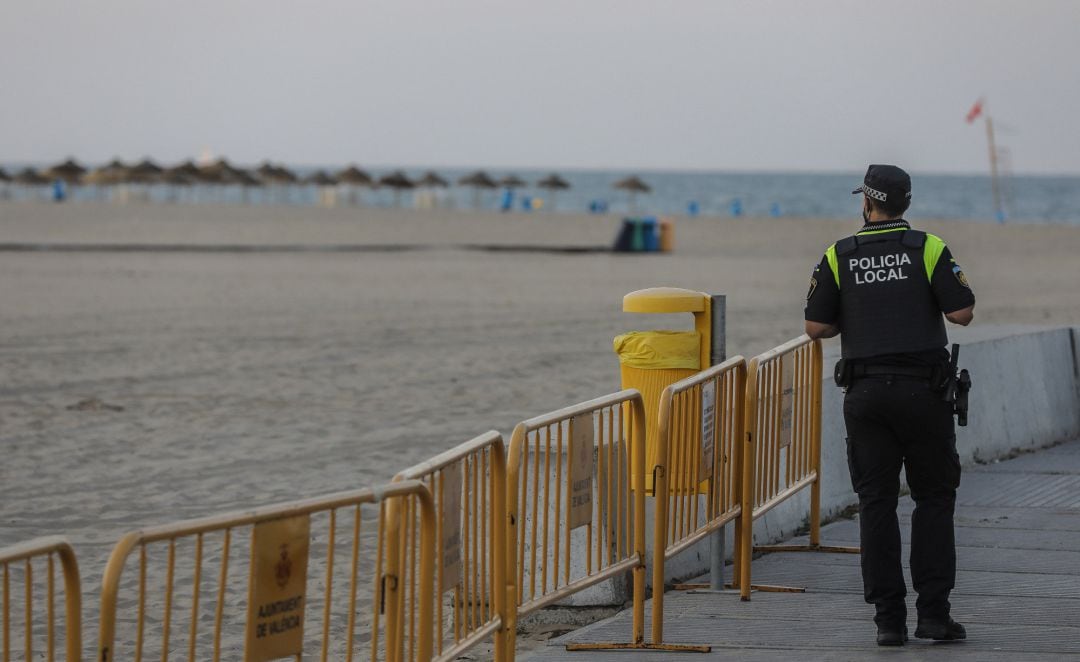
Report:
941,343,972,427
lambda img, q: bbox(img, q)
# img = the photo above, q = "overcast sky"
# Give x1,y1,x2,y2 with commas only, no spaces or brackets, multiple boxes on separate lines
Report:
2,1,1078,175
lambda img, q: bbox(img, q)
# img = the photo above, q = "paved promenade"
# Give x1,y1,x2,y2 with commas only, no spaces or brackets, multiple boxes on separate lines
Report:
530,438,1080,661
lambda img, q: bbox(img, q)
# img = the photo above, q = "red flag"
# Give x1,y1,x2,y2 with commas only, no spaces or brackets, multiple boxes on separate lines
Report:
965,98,984,123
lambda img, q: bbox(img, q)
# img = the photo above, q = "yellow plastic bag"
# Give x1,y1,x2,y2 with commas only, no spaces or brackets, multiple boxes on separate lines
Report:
613,331,701,370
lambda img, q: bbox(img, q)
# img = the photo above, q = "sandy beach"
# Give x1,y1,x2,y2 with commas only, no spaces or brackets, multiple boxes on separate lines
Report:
3,200,1080,654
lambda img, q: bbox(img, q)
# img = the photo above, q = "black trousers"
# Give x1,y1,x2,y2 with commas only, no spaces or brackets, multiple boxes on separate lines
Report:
843,376,961,627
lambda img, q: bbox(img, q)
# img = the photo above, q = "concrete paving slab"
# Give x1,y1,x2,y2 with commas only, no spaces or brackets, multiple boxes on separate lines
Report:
528,438,1080,661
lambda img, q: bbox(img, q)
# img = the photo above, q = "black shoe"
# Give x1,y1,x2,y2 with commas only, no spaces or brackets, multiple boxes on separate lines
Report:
915,617,967,641
877,625,909,646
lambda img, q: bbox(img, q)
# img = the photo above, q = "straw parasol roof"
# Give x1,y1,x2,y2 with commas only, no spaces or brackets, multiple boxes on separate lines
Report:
83,159,129,186
498,175,527,188
125,158,164,184
613,175,651,193
377,171,414,207
537,173,570,190
13,168,49,185
458,170,497,209
199,158,257,185
378,170,415,189
536,173,571,211
159,160,199,184
458,171,497,188
42,158,87,184
416,171,449,188
234,169,262,187
336,165,374,186
305,170,338,186
614,175,651,212
133,158,163,174
160,169,196,186
256,161,297,184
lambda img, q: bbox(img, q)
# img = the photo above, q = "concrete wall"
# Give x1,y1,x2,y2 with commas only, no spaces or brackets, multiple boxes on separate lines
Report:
552,326,1080,606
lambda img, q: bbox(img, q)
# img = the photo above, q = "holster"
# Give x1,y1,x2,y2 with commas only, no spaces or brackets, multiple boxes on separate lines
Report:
834,359,852,388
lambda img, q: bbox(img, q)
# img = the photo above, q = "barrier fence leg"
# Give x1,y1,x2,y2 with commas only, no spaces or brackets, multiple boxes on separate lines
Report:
565,456,709,652
710,526,725,591
675,525,735,593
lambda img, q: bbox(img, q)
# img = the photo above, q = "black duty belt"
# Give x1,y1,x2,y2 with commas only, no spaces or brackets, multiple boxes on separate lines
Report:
855,365,936,380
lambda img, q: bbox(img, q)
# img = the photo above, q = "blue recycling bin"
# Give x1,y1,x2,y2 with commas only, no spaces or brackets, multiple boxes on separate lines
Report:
642,217,659,252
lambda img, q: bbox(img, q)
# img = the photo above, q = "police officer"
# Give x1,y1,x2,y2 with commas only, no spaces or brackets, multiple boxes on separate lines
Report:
804,165,975,646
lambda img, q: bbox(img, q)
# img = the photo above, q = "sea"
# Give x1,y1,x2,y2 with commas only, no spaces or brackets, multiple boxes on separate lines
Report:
5,166,1080,224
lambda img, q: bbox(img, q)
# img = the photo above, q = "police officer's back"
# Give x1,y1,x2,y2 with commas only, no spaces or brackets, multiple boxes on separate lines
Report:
804,165,975,646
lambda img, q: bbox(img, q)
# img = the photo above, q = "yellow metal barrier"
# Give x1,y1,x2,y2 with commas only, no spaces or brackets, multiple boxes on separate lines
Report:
737,335,858,601
650,357,746,648
506,390,646,657
393,431,508,662
0,536,82,661
97,481,435,662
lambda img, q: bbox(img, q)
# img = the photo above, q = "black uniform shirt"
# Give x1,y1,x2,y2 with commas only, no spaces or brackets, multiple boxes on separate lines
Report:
805,221,976,366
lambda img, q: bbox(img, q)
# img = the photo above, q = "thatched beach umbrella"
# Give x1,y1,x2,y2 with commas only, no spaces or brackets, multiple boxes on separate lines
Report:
42,158,86,184
378,170,415,207
197,158,253,203
126,158,164,184
199,158,249,185
537,173,570,211
160,168,196,186
336,165,373,187
257,162,285,184
195,158,252,203
414,171,448,209
613,175,652,212
160,160,200,202
458,170,497,209
166,160,201,180
305,170,339,207
417,171,449,188
459,170,497,188
84,159,128,186
337,165,374,206
255,162,297,204
255,162,298,185
275,165,298,184
305,170,338,186
234,169,262,204
13,168,48,185
101,159,163,203
498,174,526,189
13,168,48,200
81,159,130,202
158,167,197,203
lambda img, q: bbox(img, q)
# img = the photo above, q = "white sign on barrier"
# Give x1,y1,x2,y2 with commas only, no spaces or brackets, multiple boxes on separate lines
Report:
699,380,717,483
569,414,594,530
441,461,464,592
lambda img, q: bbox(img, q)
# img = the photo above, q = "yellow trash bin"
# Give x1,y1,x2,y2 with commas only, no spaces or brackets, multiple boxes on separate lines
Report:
616,288,712,494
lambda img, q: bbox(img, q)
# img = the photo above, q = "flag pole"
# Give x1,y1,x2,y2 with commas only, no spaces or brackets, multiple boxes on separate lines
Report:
985,115,1003,220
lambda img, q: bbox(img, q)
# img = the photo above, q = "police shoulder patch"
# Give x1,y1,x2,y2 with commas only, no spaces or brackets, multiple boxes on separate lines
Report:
807,276,818,300
952,265,970,288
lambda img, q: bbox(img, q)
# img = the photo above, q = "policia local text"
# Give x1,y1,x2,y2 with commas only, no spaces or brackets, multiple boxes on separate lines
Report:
849,252,912,284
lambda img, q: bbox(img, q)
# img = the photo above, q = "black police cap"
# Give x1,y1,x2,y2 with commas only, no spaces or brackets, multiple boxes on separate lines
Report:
852,164,912,203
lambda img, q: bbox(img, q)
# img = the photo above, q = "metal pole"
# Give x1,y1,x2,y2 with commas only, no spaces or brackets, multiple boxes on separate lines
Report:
709,295,727,591
986,116,1003,220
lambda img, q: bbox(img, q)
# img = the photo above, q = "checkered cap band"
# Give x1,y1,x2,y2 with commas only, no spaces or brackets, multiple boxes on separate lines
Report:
859,183,912,202
861,184,888,202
